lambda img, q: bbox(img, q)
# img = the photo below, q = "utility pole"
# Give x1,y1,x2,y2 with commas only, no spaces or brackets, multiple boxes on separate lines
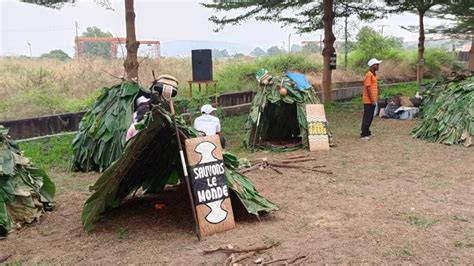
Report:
75,21,79,58
288,34,291,53
378,25,389,36
27,42,32,58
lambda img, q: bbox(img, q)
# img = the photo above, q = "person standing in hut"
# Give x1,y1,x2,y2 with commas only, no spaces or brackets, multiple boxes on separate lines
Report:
194,104,226,148
360,58,382,141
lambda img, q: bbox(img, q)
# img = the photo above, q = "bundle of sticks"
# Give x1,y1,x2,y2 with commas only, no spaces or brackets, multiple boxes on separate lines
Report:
203,243,308,265
239,154,332,175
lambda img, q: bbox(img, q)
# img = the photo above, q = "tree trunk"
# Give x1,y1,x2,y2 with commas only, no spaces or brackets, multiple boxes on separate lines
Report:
417,11,425,85
344,15,348,70
124,0,140,81
322,0,335,103
469,35,474,72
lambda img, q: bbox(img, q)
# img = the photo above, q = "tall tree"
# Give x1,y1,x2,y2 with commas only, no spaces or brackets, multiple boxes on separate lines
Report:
123,0,139,80
430,1,474,71
250,47,266,57
21,0,140,81
385,0,452,84
202,0,383,102
81,26,113,58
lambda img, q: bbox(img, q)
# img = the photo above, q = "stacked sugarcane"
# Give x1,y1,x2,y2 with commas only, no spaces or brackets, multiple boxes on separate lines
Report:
0,126,55,238
71,82,140,172
412,75,473,147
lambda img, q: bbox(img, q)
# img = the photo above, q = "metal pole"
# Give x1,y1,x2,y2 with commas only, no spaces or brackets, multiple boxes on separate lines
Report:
27,42,32,58
169,99,201,240
288,34,291,53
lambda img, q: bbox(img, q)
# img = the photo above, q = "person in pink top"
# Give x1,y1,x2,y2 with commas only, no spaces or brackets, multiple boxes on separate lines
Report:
126,106,148,141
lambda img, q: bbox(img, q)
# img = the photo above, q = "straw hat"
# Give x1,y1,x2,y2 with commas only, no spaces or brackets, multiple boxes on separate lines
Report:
157,74,178,88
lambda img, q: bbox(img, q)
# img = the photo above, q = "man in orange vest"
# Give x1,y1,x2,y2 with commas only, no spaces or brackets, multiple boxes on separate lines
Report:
361,58,382,141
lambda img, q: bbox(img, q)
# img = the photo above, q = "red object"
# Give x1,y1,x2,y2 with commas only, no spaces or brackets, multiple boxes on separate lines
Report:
154,203,167,210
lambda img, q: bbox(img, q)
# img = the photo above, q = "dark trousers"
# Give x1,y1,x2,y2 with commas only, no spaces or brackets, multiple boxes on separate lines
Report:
361,104,375,137
220,135,226,149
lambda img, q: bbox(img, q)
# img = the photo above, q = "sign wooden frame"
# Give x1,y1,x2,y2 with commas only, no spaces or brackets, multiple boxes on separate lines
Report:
184,135,235,236
306,104,330,151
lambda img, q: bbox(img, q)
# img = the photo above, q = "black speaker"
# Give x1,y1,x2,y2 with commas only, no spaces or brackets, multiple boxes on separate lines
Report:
192,49,213,81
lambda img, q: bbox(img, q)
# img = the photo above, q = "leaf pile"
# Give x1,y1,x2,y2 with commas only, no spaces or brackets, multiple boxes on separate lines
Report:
412,76,473,147
81,101,278,232
71,82,139,172
0,126,55,236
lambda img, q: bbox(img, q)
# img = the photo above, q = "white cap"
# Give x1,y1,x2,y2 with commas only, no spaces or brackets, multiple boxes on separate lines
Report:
368,58,382,67
136,96,150,106
201,104,217,114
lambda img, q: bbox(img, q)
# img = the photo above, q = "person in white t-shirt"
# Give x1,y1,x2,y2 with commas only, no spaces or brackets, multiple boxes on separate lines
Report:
194,104,225,148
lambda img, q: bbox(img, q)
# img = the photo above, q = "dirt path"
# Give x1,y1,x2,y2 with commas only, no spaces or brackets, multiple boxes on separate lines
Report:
1,111,473,264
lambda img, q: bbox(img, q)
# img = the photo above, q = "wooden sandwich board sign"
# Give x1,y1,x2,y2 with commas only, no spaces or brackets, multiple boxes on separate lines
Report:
184,135,235,236
306,104,330,151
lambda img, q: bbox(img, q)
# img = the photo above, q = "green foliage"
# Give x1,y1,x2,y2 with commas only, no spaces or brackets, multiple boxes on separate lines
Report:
412,76,473,146
410,48,457,77
40,49,71,61
349,26,404,68
20,0,75,9
0,133,55,235
379,83,419,98
212,49,230,58
250,47,266,57
302,42,321,54
81,26,113,58
216,53,321,93
267,46,284,56
203,1,385,34
19,134,74,172
71,82,139,172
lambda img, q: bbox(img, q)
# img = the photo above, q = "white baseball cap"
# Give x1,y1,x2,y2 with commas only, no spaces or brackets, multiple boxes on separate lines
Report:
201,104,217,114
136,96,151,105
368,58,382,67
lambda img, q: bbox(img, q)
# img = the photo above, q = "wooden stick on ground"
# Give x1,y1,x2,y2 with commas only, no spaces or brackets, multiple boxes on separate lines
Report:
276,158,317,164
203,243,276,254
268,166,283,175
232,251,256,264
283,154,310,160
0,254,12,263
239,163,265,174
269,163,332,175
262,255,308,265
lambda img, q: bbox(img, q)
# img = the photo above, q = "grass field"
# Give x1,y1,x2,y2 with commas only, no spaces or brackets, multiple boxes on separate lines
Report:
0,53,434,121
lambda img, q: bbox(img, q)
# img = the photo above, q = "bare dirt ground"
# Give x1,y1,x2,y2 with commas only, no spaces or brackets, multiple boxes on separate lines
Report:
1,109,473,264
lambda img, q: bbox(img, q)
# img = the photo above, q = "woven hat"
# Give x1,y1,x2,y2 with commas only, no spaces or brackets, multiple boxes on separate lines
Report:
157,74,178,88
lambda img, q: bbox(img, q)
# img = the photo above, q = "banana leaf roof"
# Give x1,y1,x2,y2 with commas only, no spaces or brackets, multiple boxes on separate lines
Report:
245,74,321,150
81,100,278,232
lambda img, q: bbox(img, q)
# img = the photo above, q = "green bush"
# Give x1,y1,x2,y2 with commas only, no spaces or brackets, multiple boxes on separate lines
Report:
348,26,405,69
409,48,456,77
40,49,71,61
216,53,321,93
